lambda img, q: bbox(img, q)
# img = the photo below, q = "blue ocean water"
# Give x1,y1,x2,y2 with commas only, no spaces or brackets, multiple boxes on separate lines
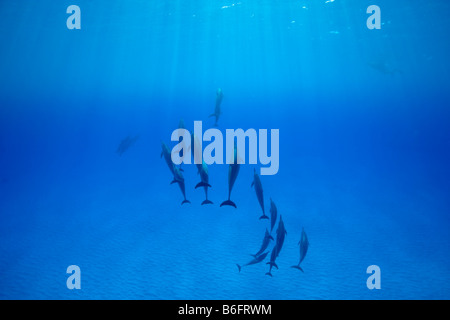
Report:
0,0,450,300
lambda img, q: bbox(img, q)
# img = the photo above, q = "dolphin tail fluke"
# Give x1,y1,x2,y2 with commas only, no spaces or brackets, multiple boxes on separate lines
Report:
259,215,269,220
236,264,241,273
181,200,191,205
201,199,213,205
265,272,272,277
291,265,304,272
195,182,212,189
220,200,237,208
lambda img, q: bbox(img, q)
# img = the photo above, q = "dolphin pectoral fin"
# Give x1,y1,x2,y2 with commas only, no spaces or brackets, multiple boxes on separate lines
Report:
195,182,212,189
208,113,215,118
291,265,304,272
236,264,241,273
171,178,183,185
268,235,274,241
179,167,184,172
220,200,237,208
201,199,213,205
251,181,254,188
181,200,191,205
160,151,163,158
259,215,269,220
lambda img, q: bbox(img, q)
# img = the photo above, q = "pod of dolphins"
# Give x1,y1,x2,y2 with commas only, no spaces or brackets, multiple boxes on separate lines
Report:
118,88,310,277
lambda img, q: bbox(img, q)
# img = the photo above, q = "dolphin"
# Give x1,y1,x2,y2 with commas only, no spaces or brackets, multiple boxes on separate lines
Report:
265,217,287,277
237,251,269,273
117,135,139,156
275,215,287,257
195,160,213,205
171,166,191,205
251,169,268,220
220,144,240,208
209,88,223,127
251,228,274,258
265,246,278,277
291,228,309,272
367,61,402,76
269,198,278,232
161,141,175,175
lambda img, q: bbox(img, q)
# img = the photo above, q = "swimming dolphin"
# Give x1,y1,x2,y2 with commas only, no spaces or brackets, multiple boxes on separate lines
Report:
117,135,139,156
209,88,223,127
161,141,175,175
367,61,402,76
269,198,278,232
265,246,279,277
237,251,269,273
251,228,274,258
265,217,287,277
220,144,240,208
275,215,287,256
171,166,191,205
251,169,268,220
291,228,309,272
195,160,213,205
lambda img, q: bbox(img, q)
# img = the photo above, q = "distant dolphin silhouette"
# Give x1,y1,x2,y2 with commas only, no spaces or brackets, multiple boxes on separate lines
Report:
367,61,402,76
251,228,274,258
117,135,139,156
251,169,268,219
291,228,309,272
237,251,269,272
171,166,191,205
209,88,223,127
269,198,278,232
220,144,240,208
